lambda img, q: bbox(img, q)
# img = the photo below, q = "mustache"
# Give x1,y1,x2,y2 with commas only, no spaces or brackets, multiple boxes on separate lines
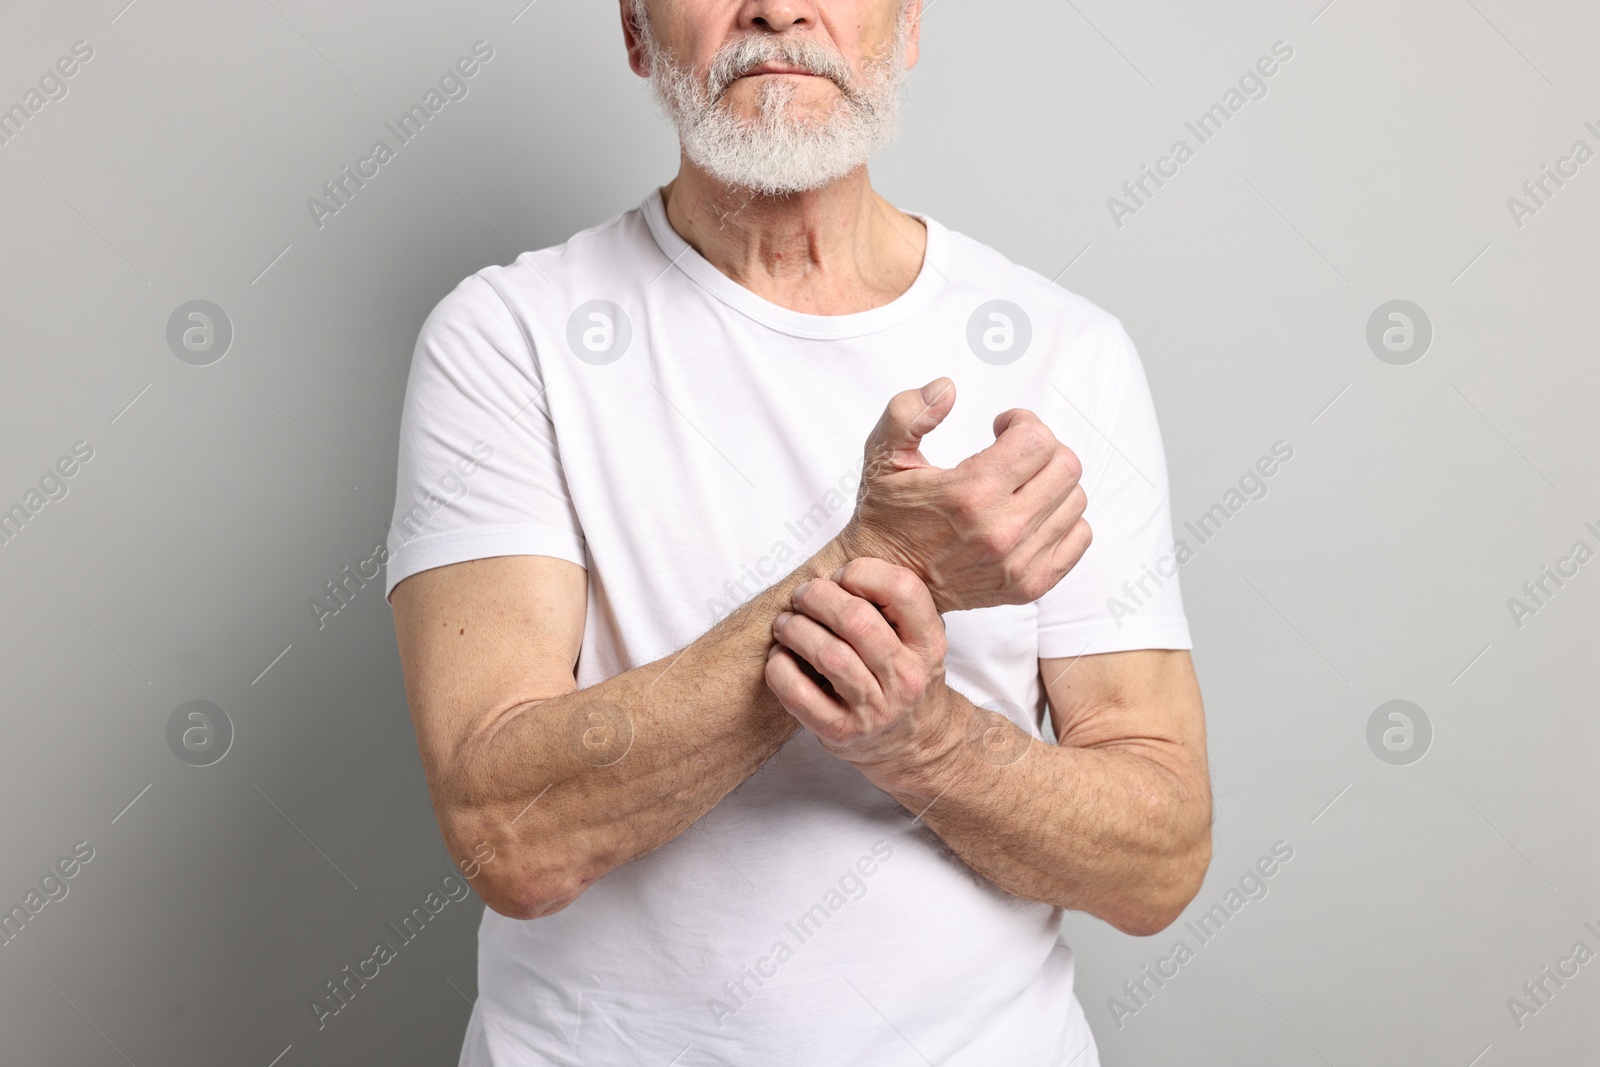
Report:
708,36,855,99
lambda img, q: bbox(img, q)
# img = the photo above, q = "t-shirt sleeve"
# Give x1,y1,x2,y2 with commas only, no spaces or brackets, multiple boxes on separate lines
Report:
383,270,586,601
1032,325,1191,657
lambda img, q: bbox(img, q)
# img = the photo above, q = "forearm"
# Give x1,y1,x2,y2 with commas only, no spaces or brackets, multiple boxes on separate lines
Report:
442,537,852,919
876,689,1211,935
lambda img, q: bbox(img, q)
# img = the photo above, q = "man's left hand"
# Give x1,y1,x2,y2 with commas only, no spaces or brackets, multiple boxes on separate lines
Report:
765,557,961,785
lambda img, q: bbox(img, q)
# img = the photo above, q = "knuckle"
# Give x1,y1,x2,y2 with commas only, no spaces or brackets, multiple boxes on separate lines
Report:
984,518,1024,556
795,578,833,610
838,600,880,637
817,644,853,678
1015,420,1055,454
889,654,924,698
887,567,923,603
979,528,1009,559
1059,446,1084,482
946,482,981,521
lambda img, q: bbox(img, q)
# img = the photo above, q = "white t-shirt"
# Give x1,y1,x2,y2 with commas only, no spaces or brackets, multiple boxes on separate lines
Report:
385,187,1190,1067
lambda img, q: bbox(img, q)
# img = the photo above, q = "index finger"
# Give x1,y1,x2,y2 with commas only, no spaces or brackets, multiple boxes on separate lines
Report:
952,408,1059,493
829,558,943,656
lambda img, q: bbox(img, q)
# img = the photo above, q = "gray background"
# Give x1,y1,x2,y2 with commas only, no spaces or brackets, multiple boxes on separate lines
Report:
1,0,1595,1064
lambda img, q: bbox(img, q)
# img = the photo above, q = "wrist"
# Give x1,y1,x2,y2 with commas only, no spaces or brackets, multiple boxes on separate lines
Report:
832,519,878,566
803,535,854,584
835,521,936,600
860,685,973,800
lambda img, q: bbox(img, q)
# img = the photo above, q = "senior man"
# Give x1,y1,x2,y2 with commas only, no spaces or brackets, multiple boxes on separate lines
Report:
385,1,1211,1064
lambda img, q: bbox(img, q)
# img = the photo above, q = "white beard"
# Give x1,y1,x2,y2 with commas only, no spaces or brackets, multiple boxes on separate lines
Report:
636,11,911,197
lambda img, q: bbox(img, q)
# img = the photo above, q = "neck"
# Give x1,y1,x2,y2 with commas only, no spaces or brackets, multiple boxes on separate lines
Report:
660,158,927,316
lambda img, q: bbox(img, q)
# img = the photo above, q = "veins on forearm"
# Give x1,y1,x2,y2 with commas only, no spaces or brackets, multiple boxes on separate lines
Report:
873,689,1206,914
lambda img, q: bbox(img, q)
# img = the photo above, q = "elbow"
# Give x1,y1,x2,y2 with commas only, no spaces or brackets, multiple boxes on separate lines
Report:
1108,802,1213,938
445,820,600,921
486,891,578,923
437,787,603,921
1108,886,1196,938
1108,869,1208,937
1106,879,1192,937
477,863,593,921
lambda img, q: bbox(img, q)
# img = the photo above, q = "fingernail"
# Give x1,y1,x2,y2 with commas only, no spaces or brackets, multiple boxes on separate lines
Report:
795,581,813,598
774,611,795,628
921,378,949,404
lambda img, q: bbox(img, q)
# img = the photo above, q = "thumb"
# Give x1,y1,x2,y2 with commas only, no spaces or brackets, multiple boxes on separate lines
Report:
865,378,956,468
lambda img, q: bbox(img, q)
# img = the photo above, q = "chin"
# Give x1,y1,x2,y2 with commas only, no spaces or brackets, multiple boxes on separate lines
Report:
725,94,843,127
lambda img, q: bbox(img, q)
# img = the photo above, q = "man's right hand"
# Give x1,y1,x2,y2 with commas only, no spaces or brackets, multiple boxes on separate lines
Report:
837,377,1092,614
